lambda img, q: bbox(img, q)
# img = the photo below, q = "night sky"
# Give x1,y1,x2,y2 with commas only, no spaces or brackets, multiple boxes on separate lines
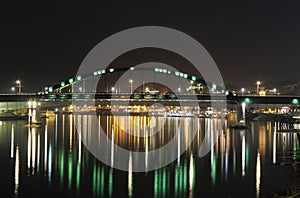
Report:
1,1,300,92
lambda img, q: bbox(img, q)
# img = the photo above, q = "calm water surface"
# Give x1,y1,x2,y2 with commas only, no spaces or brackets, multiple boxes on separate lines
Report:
0,112,298,197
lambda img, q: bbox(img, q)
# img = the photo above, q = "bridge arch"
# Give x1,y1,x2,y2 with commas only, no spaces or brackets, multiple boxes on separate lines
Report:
43,66,230,96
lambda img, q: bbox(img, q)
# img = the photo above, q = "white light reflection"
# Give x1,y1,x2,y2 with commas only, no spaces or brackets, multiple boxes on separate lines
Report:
32,128,36,172
70,114,73,151
55,114,58,144
48,145,52,182
78,133,82,164
11,124,14,158
37,133,40,172
128,152,133,198
189,153,195,198
225,149,228,180
242,135,246,177
256,150,261,198
209,119,213,167
145,127,148,173
14,146,20,196
27,128,31,169
273,123,277,164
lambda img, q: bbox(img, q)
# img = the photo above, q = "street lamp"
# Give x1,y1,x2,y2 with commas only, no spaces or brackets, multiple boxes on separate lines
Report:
177,87,181,93
16,80,21,94
111,87,115,93
273,88,277,95
129,79,133,93
11,87,15,93
256,81,261,95
241,88,245,96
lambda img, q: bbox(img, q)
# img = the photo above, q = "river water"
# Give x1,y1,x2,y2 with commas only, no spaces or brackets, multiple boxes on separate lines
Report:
0,112,298,197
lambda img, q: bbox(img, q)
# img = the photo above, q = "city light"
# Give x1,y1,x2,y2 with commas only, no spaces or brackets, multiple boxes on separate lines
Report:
241,88,245,96
256,81,261,95
16,80,21,94
129,79,133,93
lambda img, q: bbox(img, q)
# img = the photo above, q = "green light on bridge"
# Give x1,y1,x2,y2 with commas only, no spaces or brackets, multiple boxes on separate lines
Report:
61,82,65,87
245,98,252,104
130,66,135,71
212,83,217,90
179,72,184,77
292,99,299,105
93,71,98,76
183,74,188,78
69,78,74,83
101,69,106,74
154,68,159,72
167,70,171,74
191,76,196,81
175,71,180,76
97,70,101,74
49,87,53,92
162,69,167,73
76,76,81,81
109,68,114,72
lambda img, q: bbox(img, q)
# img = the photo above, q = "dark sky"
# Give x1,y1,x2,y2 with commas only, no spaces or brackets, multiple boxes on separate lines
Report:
1,1,300,92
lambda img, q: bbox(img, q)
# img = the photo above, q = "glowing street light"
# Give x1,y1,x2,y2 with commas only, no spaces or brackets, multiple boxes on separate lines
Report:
129,79,133,93
11,87,15,93
177,87,181,93
241,88,245,96
16,80,21,94
273,88,277,95
256,81,261,95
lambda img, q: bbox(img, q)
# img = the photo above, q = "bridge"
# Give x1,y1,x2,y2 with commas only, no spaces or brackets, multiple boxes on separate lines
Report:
0,65,298,110
0,92,299,106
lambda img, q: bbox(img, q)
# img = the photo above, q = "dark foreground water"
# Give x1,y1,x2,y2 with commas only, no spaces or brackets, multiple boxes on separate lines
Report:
0,113,298,197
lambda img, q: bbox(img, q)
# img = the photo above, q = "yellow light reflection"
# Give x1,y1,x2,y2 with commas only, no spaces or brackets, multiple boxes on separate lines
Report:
189,153,195,198
111,125,114,167
44,124,48,171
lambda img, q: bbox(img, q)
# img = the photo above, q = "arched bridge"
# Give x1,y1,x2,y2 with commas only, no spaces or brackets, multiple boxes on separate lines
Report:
41,66,228,95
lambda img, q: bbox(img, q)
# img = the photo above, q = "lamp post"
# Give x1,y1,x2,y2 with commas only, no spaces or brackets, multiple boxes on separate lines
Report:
256,81,261,95
16,80,21,94
129,79,133,93
241,88,245,96
11,87,15,93
273,88,277,96
177,87,181,94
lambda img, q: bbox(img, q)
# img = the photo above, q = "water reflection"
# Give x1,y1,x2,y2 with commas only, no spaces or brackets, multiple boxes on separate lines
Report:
189,153,195,198
128,152,133,198
14,146,20,196
256,150,261,198
2,114,299,197
11,124,14,158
